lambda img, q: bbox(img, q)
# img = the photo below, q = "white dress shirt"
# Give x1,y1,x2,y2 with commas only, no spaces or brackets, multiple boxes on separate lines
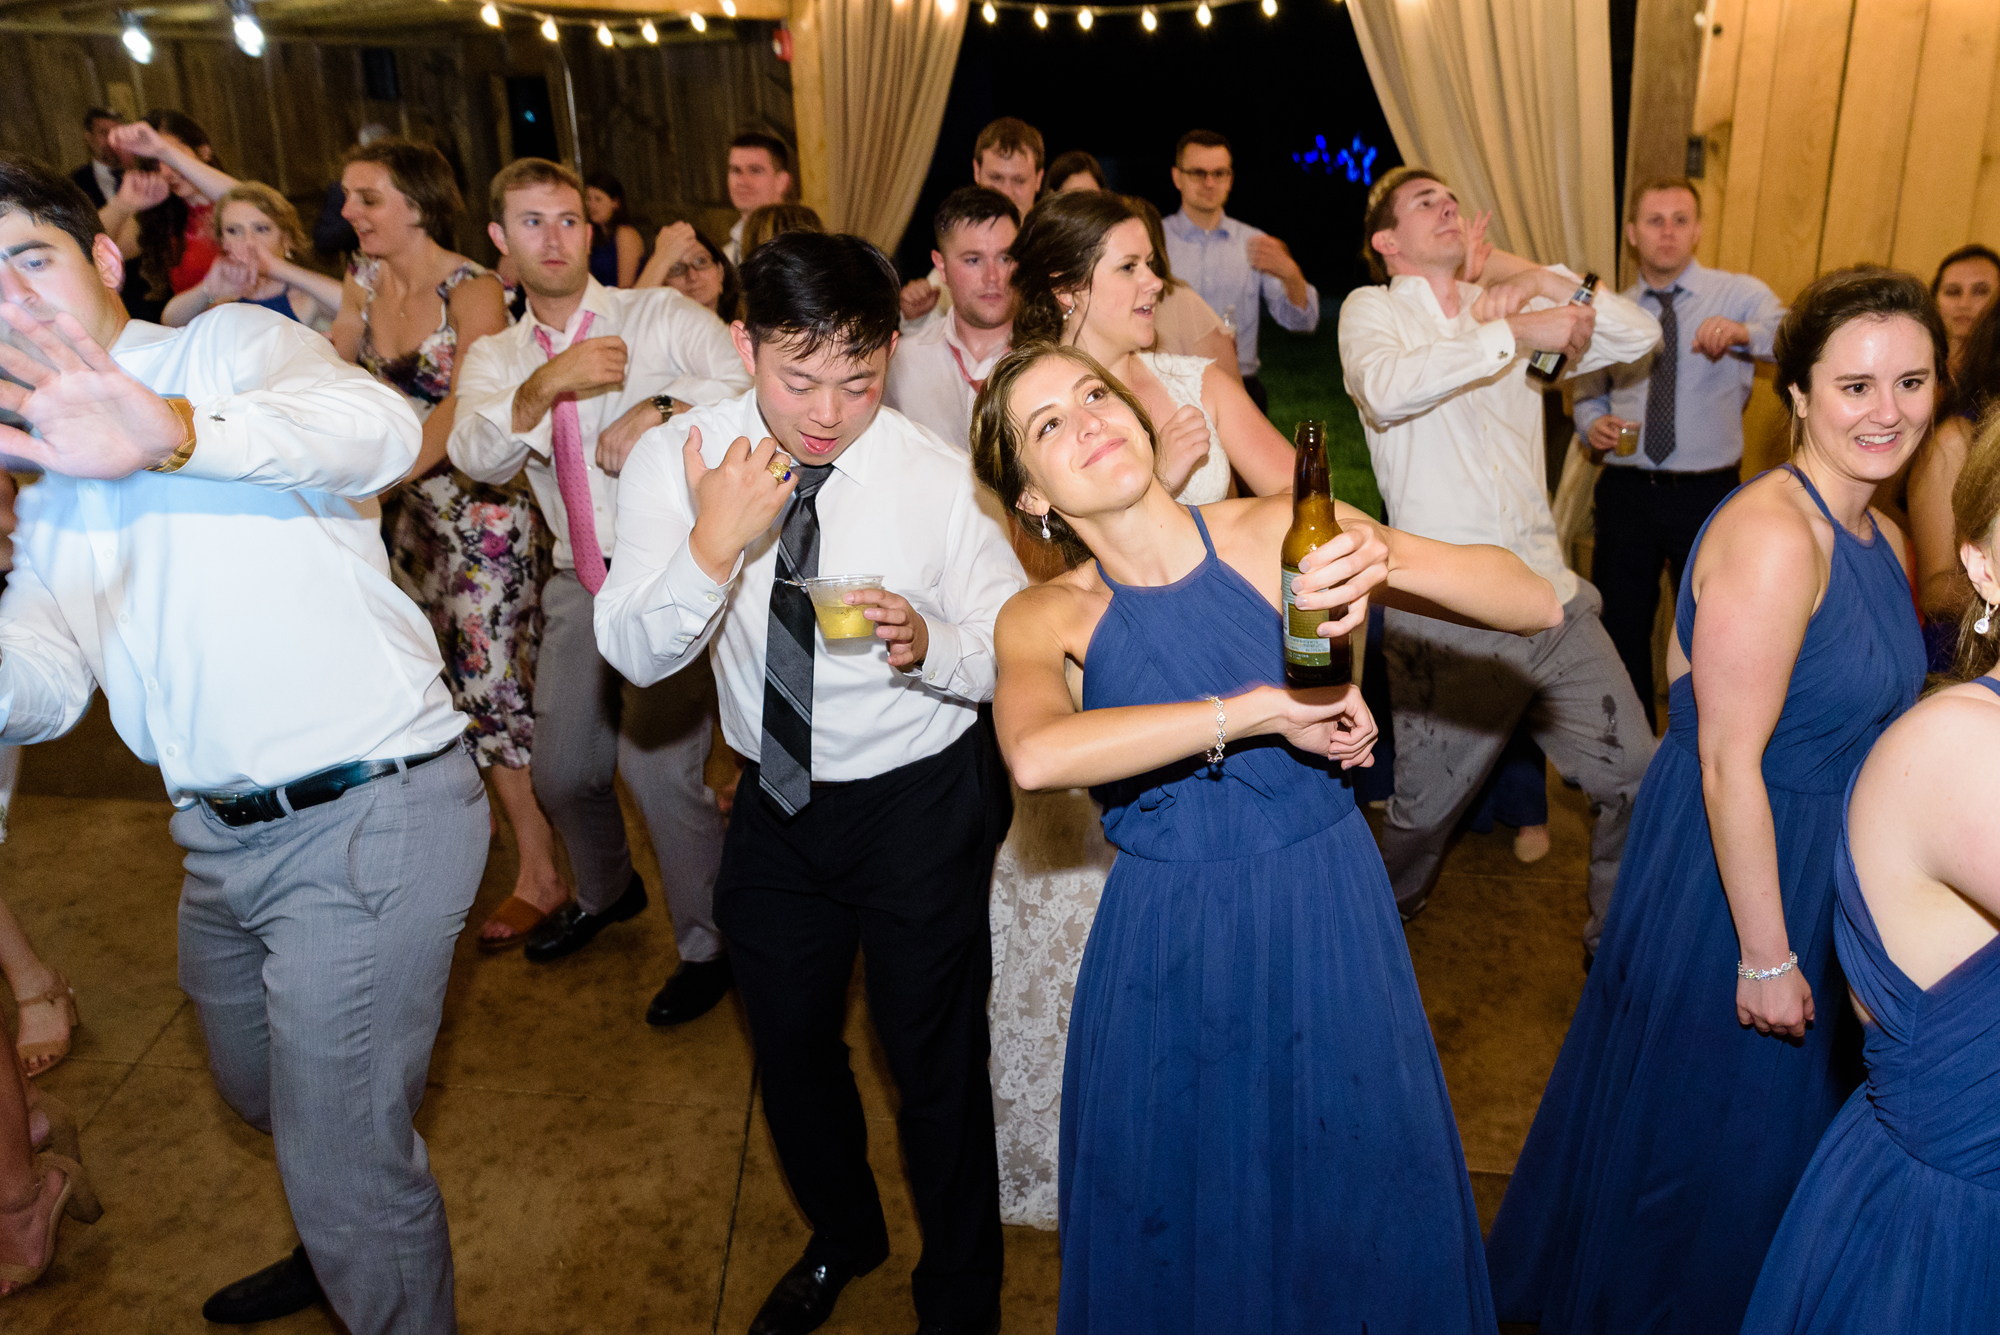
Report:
448,278,749,571
882,314,1007,453
92,161,118,206
1339,269,1662,604
1162,209,1320,377
0,305,464,801
594,390,1027,782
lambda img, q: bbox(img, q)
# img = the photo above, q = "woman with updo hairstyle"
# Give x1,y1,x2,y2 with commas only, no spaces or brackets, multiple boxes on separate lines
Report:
160,181,342,330
974,339,1563,1318
1488,266,1938,1335
1736,409,2000,1335
1008,190,1293,504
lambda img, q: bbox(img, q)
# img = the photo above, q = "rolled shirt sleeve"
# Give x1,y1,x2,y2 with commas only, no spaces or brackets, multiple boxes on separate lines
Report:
1259,265,1320,334
1739,276,1786,361
899,481,1020,704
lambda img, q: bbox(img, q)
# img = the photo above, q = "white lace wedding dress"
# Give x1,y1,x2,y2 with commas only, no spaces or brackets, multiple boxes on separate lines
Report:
987,352,1228,1228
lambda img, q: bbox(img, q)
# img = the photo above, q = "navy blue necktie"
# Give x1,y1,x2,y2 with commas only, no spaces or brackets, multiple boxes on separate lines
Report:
1644,288,1680,465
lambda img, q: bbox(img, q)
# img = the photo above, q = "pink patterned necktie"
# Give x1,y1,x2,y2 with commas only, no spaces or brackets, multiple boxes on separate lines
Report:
531,310,607,594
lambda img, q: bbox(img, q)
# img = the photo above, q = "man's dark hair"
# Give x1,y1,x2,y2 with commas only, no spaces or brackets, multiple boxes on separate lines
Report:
0,152,106,260
82,107,121,132
934,185,1019,248
729,131,792,176
1359,165,1447,284
1174,129,1232,166
1628,177,1701,223
974,118,1045,171
740,232,900,361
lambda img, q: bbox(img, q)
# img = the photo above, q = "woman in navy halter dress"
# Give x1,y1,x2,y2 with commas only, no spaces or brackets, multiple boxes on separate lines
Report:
970,343,1566,1335
1741,726,2000,1334
1487,271,1936,1335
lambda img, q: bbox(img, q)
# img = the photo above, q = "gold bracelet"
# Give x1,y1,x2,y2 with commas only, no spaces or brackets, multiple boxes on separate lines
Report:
146,396,199,474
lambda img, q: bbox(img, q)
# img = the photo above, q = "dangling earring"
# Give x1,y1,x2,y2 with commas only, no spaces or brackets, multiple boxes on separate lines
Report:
1040,511,1052,542
1979,601,1995,636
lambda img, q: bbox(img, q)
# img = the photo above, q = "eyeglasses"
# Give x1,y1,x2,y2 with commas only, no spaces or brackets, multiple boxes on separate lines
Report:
666,253,715,282
1179,167,1233,183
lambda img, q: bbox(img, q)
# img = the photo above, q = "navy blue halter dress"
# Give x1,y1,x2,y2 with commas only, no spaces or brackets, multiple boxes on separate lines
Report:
1056,507,1494,1334
1485,466,1924,1335
1742,696,2000,1334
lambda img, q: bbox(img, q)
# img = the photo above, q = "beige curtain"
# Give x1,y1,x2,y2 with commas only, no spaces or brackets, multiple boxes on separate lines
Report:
1347,0,1618,281
814,0,968,251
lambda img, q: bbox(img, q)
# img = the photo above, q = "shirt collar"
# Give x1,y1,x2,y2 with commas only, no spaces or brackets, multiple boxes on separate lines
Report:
1388,273,1472,326
942,313,1007,374
1642,258,1704,301
528,278,615,344
1168,209,1232,239
742,389,883,489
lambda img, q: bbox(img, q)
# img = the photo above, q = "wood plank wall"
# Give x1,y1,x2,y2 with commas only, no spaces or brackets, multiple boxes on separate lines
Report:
1690,0,2000,473
0,26,792,263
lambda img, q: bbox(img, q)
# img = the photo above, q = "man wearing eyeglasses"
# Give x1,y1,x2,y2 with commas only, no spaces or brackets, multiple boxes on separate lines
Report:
1162,128,1318,412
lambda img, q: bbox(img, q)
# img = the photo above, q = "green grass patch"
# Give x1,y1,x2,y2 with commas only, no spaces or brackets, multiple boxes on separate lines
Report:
1255,318,1384,520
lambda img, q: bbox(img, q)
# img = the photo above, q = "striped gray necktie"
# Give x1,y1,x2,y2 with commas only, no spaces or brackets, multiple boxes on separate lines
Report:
758,463,835,816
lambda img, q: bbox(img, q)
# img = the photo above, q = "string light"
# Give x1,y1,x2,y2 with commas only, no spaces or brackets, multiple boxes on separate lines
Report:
939,0,957,14
480,1,501,24
1076,6,1091,26
1195,2,1211,22
1140,6,1156,27
689,11,707,30
1260,0,1275,13
120,13,152,63
231,0,265,56
721,0,737,14
642,17,659,39
1032,5,1047,24
597,21,614,44
982,1,997,18
540,13,558,38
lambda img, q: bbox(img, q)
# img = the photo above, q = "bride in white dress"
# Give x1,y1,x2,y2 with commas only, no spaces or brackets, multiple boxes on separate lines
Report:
986,191,1298,1226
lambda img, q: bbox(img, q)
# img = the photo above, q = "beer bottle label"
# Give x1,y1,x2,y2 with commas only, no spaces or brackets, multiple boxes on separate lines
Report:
1281,565,1329,665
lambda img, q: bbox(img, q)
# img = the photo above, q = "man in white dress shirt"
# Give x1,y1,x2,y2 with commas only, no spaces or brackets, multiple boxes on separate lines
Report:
899,119,1044,324
450,158,751,1022
1339,166,1662,960
596,232,1025,1335
882,186,1018,451
0,153,483,1332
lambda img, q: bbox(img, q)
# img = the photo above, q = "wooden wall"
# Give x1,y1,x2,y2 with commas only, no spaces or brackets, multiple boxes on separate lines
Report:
0,24,793,263
1690,0,2000,473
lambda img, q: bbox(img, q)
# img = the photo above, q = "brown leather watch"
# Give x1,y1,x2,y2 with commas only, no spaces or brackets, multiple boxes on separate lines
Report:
146,396,199,474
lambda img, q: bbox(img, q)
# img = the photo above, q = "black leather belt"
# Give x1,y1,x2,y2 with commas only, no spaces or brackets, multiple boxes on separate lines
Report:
200,742,460,827
1604,464,1739,489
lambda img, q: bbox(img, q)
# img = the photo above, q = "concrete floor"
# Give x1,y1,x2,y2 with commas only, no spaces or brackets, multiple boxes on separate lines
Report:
0,700,1592,1333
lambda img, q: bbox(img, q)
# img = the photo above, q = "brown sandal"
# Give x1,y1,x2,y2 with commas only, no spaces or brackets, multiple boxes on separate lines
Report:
0,1153,99,1297
14,975,77,1080
476,897,551,953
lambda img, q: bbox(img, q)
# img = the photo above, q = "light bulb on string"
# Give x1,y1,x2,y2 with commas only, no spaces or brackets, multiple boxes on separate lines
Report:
121,15,153,63
540,14,559,39
1195,2,1211,23
642,18,659,40
480,1,501,24
721,0,737,15
938,0,956,15
1140,6,1156,28
982,1,997,19
1261,0,1276,14
1076,7,1091,27
1032,5,1047,25
689,11,707,31
232,2,265,56
597,21,615,44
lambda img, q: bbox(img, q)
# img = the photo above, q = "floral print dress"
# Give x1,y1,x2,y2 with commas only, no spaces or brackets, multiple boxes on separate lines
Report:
354,257,548,771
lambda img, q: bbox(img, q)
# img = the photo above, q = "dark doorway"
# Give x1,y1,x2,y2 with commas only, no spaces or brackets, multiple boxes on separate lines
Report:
506,75,560,163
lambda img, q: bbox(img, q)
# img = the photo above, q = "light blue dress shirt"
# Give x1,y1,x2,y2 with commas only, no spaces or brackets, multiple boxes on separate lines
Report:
1162,209,1320,378
1572,259,1786,473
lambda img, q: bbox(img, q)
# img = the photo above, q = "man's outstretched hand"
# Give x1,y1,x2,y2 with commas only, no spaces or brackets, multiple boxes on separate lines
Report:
0,303,184,479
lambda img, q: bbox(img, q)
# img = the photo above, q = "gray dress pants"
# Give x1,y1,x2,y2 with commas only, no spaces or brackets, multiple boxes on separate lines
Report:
1378,581,1657,950
533,569,724,959
174,748,489,1335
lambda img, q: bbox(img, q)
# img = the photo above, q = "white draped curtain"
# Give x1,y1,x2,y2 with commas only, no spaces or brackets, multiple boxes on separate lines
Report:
814,0,968,251
1347,0,1618,281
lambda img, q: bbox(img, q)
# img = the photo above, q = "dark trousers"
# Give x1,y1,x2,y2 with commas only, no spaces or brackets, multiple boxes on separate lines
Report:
1242,372,1269,413
715,718,1012,1323
1591,464,1739,729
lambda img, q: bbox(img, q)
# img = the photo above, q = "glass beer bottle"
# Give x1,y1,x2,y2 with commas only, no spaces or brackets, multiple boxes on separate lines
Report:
1281,420,1351,688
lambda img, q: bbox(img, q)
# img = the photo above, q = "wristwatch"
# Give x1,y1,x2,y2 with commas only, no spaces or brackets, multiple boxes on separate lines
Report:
651,392,680,420
146,396,199,474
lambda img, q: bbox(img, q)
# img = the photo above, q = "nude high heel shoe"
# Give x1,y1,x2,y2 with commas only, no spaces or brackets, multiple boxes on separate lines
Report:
23,1088,79,1164
14,974,78,1079
0,1152,99,1297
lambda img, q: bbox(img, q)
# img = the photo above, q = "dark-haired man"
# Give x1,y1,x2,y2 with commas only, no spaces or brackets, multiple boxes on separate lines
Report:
597,231,1024,1335
1339,165,1662,962
69,108,125,208
0,153,482,1331
449,158,749,1018
901,118,1043,323
883,186,1018,451
1574,178,1785,726
1163,128,1318,411
725,131,795,264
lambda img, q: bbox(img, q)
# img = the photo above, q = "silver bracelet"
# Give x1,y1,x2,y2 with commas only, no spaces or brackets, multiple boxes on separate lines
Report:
1204,694,1227,766
1737,951,1799,982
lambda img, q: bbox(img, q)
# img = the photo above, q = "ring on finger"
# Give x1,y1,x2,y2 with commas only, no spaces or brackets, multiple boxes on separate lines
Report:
767,452,795,482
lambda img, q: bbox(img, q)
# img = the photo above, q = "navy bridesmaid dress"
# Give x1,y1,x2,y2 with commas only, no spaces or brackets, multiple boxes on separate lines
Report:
1056,507,1494,1335
1485,466,1924,1334
1741,714,2000,1335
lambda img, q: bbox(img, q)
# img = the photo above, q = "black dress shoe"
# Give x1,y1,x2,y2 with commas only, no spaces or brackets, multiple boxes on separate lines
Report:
524,874,648,964
201,1245,324,1324
749,1248,887,1335
645,955,734,1027
914,1312,1001,1335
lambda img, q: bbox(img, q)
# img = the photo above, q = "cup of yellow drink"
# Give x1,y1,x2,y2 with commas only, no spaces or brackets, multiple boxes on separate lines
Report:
802,575,883,640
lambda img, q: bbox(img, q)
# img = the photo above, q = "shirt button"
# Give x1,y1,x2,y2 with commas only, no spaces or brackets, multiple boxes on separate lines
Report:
146,678,159,692
705,593,719,603
164,744,179,758
117,612,131,626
